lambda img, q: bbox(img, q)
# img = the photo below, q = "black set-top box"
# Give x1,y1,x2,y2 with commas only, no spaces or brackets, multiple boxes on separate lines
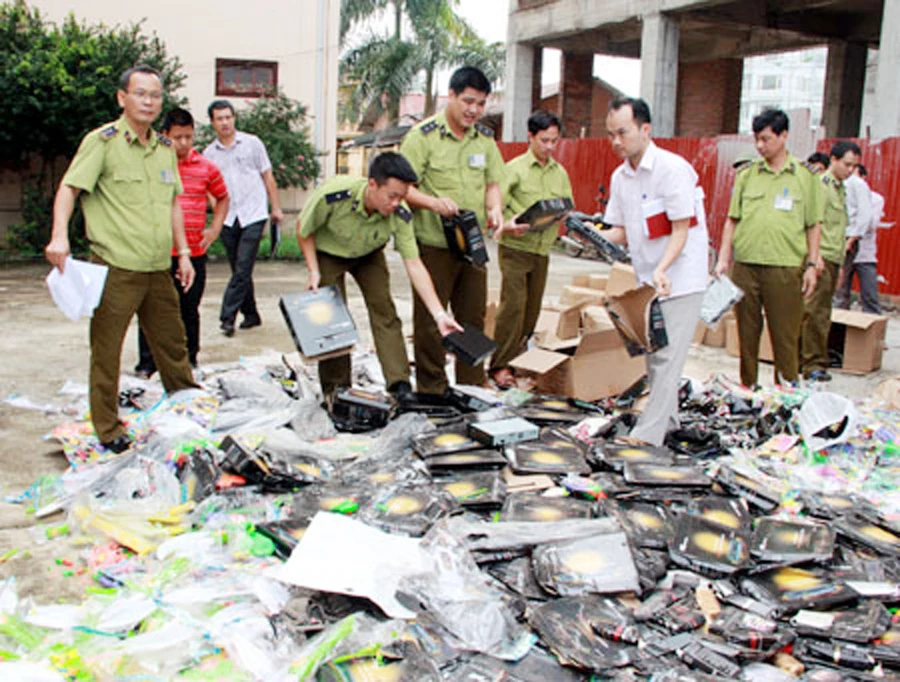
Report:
442,210,489,266
518,197,574,232
279,286,359,359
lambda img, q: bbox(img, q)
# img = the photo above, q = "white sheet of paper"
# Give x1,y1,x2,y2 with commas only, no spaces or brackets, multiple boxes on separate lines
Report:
46,257,108,321
267,512,427,619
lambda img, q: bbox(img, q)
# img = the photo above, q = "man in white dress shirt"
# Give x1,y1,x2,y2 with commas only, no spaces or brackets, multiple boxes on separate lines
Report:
602,97,709,446
834,164,881,313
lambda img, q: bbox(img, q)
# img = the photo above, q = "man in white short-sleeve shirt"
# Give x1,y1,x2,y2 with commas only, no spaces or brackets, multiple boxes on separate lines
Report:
602,96,709,445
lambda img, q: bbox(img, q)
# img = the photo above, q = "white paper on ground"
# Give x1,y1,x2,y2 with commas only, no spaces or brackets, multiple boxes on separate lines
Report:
268,512,428,619
46,257,108,321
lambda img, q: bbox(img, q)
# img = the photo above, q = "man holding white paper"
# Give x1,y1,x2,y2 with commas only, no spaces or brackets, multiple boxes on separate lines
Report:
602,97,709,446
44,65,198,454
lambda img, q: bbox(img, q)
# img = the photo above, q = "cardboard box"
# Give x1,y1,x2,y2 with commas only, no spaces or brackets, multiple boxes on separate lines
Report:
606,285,668,357
534,305,582,342
571,273,592,287
693,321,707,345
510,329,645,401
588,273,609,291
582,305,616,333
827,309,887,373
606,263,639,297
703,312,733,348
559,285,607,307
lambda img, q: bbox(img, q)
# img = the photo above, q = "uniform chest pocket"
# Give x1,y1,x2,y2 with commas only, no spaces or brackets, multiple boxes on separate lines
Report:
112,170,148,206
740,189,767,219
427,162,459,192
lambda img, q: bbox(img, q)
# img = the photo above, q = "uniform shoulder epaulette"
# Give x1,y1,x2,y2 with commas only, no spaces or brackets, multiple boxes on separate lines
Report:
99,125,118,141
475,123,495,138
821,174,832,186
801,160,818,174
158,134,172,147
325,188,353,204
395,205,412,223
734,160,753,173
419,120,438,135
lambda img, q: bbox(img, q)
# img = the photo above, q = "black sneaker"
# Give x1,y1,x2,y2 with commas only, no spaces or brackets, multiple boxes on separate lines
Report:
134,366,156,380
239,317,262,330
100,434,132,454
220,321,235,337
805,369,832,382
388,380,415,404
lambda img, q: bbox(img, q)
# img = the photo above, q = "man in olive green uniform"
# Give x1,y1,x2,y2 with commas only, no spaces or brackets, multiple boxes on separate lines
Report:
489,110,573,387
297,152,461,398
399,66,505,394
45,65,198,453
716,108,822,387
800,141,860,381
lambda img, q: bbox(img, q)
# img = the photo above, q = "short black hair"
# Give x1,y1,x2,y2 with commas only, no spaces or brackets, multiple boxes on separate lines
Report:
369,152,418,185
807,152,829,167
161,107,194,132
527,110,562,135
120,64,162,91
857,163,868,177
449,66,491,96
752,108,789,135
208,99,235,120
609,97,652,125
830,140,861,160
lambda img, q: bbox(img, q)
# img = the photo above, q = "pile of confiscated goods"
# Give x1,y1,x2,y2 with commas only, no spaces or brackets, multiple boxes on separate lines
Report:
1,353,899,681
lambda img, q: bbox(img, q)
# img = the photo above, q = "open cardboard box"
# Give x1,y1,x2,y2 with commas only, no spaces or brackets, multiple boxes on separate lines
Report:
606,284,668,357
560,285,607,307
827,309,888,373
510,328,645,401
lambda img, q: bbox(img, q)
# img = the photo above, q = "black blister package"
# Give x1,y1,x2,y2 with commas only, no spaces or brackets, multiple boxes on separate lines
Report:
330,388,394,432
500,494,594,523
528,596,634,672
290,485,369,521
594,442,675,472
791,600,892,644
506,432,590,476
708,606,793,655
486,556,552,601
624,463,712,488
741,566,858,615
218,435,310,492
668,513,751,576
794,638,881,672
750,516,836,564
434,471,506,510
358,484,456,537
412,428,484,458
608,501,673,549
685,495,751,533
632,547,670,594
532,532,640,596
652,593,707,634
834,514,900,556
442,209,488,266
713,463,783,512
423,448,508,472
800,491,859,519
442,324,497,366
674,638,742,678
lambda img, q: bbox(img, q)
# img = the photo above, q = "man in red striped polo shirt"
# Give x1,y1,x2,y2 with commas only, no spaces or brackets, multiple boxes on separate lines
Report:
135,108,230,376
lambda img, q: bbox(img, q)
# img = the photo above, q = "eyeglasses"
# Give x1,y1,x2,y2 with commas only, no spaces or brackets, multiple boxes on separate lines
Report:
128,90,164,101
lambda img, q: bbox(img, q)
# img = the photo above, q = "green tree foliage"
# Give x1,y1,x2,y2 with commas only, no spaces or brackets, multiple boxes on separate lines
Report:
339,0,505,126
0,1,186,255
194,91,321,190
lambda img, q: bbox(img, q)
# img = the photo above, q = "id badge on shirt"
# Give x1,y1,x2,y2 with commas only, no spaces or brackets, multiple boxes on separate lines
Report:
774,190,794,212
468,153,486,169
160,169,176,184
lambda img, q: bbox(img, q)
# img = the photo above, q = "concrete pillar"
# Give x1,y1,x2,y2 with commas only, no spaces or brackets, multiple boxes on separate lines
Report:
559,51,594,137
531,48,543,112
873,0,900,138
823,41,867,137
503,42,536,142
640,12,679,137
676,59,743,136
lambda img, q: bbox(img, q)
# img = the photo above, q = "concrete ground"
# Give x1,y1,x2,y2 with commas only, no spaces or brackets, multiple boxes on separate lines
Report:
1,241,898,602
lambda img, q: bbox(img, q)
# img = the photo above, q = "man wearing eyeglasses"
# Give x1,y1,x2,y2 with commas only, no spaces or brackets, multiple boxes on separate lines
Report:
44,64,199,454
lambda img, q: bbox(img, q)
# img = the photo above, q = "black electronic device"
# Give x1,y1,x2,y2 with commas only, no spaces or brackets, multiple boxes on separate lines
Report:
518,197,574,232
329,388,394,433
442,325,497,366
442,209,489,266
564,214,629,264
279,286,358,359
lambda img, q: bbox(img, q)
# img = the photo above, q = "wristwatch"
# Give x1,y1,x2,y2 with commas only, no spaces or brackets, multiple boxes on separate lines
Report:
805,261,817,268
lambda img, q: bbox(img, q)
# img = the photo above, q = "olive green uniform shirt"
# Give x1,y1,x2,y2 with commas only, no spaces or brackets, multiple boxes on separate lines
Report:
62,117,182,272
501,150,574,256
727,153,823,267
819,171,848,266
399,110,506,248
298,175,418,259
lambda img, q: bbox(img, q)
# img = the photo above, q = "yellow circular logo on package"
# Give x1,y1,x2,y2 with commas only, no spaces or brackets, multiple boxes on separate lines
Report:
346,660,403,682
630,510,663,529
822,496,852,509
444,481,477,498
449,453,479,463
530,451,565,465
295,462,320,477
543,400,568,409
882,630,899,644
616,448,650,460
775,529,803,546
384,495,423,515
305,301,333,326
434,433,468,448
702,510,740,529
370,472,394,484
562,550,606,574
319,496,350,509
693,531,729,557
772,568,822,591
647,467,685,481
860,525,900,545
533,506,564,521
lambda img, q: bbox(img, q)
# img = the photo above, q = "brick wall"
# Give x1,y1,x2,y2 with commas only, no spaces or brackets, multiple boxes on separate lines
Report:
676,59,743,136
559,52,594,138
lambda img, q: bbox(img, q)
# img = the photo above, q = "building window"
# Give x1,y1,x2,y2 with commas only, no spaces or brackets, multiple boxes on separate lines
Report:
759,75,781,91
215,59,278,97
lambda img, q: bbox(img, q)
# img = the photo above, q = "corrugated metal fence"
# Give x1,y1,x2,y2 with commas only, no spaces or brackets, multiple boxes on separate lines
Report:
497,137,900,295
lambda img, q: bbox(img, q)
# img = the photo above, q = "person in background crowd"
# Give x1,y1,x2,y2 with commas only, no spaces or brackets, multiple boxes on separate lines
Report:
834,164,882,313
